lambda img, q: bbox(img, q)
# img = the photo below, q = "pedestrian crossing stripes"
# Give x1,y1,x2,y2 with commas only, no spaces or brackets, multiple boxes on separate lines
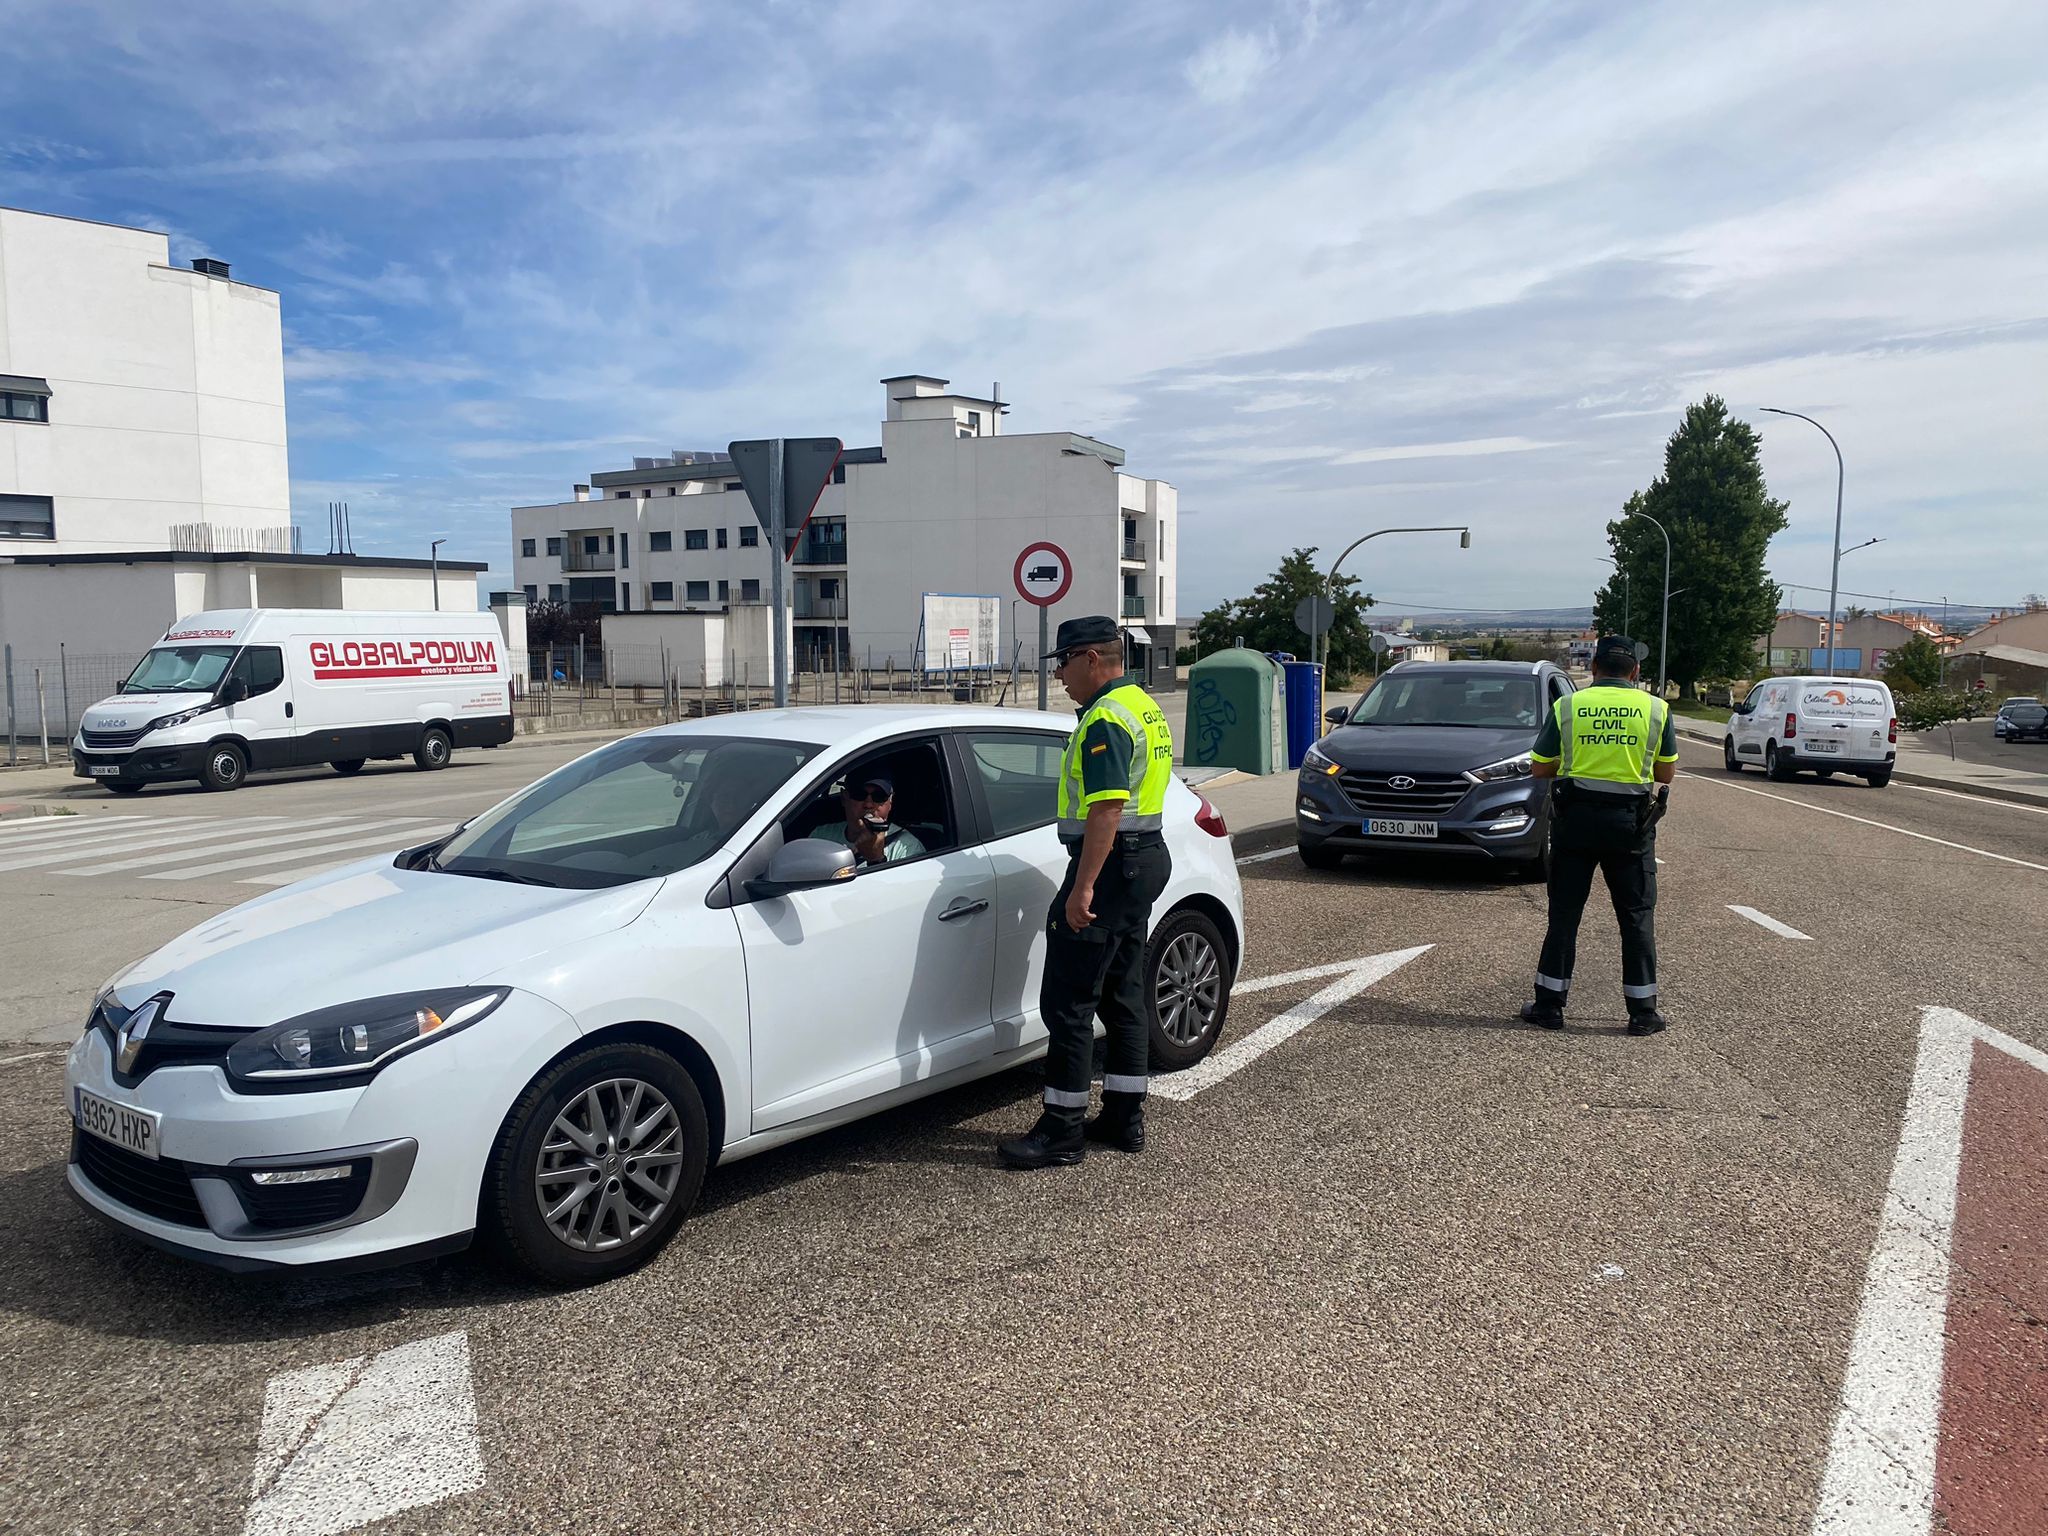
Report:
0,812,453,887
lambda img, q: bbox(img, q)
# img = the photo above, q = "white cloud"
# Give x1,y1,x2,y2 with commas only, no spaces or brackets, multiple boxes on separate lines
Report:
1185,28,1276,104
1331,436,1560,466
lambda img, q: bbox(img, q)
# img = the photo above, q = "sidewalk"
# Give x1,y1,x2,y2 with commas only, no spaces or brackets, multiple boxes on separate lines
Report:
1673,723,2048,808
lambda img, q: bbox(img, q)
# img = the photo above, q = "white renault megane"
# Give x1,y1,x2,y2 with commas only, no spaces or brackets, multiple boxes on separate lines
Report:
65,708,1244,1284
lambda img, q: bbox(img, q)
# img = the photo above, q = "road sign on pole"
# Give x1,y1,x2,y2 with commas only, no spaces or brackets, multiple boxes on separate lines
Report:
1293,594,1334,638
728,438,844,708
1014,542,1072,711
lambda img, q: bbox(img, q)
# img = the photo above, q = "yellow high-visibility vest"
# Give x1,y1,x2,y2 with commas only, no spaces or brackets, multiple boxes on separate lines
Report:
1056,681,1174,837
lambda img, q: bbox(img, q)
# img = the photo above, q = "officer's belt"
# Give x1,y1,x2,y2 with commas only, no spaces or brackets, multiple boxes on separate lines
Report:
1058,830,1167,853
1555,776,1652,797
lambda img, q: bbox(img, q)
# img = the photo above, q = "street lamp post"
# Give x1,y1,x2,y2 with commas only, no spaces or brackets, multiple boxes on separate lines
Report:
1318,525,1471,675
1621,508,1672,696
1597,555,1630,638
429,538,447,612
1760,407,1846,672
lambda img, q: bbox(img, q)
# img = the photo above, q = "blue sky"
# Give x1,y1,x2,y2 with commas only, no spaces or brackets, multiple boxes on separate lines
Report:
5,0,2044,618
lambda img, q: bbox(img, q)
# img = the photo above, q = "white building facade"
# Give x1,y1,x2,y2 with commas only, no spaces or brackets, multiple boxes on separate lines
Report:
510,375,1182,689
0,206,292,556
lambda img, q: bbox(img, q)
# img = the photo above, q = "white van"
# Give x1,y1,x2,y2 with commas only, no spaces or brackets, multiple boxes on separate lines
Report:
71,609,515,793
1723,675,1896,785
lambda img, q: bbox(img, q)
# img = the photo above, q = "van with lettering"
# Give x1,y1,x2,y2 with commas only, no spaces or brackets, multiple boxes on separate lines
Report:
1723,675,1896,786
71,609,515,793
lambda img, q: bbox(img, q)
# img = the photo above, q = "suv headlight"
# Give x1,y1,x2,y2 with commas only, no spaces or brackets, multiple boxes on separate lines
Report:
147,702,218,734
1301,745,1342,777
225,987,510,1088
1464,753,1533,784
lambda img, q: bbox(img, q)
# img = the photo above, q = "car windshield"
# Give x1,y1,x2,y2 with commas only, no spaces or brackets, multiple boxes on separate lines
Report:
121,645,237,695
1349,672,1542,728
431,734,820,889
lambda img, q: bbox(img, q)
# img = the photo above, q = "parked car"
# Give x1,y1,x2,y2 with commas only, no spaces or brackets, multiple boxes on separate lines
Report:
71,608,515,793
1295,660,1572,874
1723,676,1897,784
2000,701,2048,743
65,708,1243,1284
1994,698,2043,739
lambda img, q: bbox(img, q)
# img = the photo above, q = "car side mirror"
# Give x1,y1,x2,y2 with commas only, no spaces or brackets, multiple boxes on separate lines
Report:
1324,706,1349,725
746,838,857,899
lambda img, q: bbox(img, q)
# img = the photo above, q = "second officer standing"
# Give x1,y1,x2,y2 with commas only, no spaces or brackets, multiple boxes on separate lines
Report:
999,616,1175,1170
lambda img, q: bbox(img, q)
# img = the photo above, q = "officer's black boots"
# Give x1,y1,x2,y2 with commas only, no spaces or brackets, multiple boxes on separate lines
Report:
998,1111,1086,1169
1083,1090,1146,1153
1626,1008,1669,1037
1520,999,1565,1030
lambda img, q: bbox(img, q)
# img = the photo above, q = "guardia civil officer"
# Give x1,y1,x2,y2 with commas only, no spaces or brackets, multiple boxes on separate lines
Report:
998,616,1175,1169
1521,635,1678,1035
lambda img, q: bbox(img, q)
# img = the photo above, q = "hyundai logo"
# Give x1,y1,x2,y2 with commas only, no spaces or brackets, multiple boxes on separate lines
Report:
1387,774,1417,790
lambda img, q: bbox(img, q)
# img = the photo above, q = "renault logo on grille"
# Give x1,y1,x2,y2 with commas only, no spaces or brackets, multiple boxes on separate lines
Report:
114,997,165,1074
1387,775,1417,790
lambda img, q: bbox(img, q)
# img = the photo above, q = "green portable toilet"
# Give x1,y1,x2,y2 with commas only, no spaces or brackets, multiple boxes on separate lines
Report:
1184,649,1287,773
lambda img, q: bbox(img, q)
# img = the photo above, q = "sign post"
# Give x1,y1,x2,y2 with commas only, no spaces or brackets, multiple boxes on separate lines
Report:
1013,541,1073,711
728,437,844,708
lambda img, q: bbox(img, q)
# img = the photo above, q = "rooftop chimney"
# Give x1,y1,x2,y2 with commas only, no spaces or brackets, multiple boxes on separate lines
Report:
573,484,591,501
191,257,231,279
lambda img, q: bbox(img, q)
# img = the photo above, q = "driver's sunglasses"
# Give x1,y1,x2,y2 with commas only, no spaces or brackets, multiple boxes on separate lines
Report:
846,783,892,803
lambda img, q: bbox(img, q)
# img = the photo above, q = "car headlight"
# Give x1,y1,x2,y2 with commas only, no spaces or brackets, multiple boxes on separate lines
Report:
1464,753,1534,783
1301,745,1343,777
147,702,219,734
225,987,510,1087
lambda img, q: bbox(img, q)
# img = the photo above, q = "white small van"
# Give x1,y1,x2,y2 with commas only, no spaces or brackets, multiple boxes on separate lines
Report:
1723,675,1896,785
72,609,515,793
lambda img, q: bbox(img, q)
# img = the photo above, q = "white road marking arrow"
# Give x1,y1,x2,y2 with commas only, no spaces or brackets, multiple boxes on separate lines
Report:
244,1329,484,1536
1154,944,1433,1102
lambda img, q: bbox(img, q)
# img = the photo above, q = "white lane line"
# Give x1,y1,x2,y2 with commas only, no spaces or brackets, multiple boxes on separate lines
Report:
1728,905,1813,941
1235,847,1297,866
0,819,264,873
244,1329,484,1536
1154,944,1433,1102
63,816,366,876
1683,772,2048,874
150,822,454,882
1234,956,1389,995
1908,781,2048,817
0,814,149,842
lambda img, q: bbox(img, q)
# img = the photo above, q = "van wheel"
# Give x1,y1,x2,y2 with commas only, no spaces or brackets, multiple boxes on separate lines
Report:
1145,907,1233,1073
1723,737,1742,773
483,1042,709,1286
413,727,452,771
1765,743,1793,782
1866,769,1892,787
331,759,367,776
200,743,246,792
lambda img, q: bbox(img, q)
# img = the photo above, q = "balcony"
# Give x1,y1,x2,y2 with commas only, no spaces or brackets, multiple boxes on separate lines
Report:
793,536,848,566
1122,595,1146,619
563,551,615,572
1122,538,1147,562
795,597,849,620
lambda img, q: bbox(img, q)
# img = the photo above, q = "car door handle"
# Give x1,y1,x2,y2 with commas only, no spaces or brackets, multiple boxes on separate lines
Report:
937,899,989,922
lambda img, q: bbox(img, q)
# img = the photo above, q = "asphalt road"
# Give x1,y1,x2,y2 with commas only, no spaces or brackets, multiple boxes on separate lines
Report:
2,736,2043,1534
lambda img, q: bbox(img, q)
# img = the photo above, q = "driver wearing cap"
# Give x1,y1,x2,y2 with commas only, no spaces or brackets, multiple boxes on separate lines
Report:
809,773,926,867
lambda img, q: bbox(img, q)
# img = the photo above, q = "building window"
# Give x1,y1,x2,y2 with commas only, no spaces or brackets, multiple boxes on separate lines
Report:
741,578,761,601
620,534,629,569
0,494,55,539
651,581,674,603
548,583,565,602
738,525,759,547
685,529,708,551
584,536,601,555
615,490,630,498
546,537,563,557
2,389,50,424
686,580,710,603
717,579,729,601
649,531,672,552
831,464,846,484
521,538,536,558
819,577,840,599
966,410,981,432
716,527,728,549
619,583,630,612
523,584,537,604
667,486,678,495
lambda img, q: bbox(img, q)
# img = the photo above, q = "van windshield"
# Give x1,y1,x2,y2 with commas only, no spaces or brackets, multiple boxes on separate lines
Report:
122,646,238,695
429,734,820,889
1351,672,1542,728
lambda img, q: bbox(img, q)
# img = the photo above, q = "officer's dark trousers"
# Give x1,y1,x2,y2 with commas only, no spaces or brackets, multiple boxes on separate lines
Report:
1039,836,1171,1127
1535,791,1658,1012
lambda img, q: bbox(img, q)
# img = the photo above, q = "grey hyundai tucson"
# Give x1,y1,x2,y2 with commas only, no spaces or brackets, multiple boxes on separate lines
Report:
1296,660,1573,873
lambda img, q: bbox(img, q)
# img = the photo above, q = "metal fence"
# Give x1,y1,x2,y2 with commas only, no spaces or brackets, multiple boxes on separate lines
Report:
3,646,135,765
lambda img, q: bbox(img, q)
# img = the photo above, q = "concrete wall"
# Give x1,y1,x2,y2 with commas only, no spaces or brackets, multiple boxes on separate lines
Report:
0,209,291,557
600,605,784,687
1958,610,2048,655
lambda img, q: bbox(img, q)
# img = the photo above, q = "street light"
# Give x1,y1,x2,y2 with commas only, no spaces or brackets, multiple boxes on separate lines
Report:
1621,508,1672,697
1596,555,1630,638
430,538,447,612
1318,526,1471,675
1760,407,1847,672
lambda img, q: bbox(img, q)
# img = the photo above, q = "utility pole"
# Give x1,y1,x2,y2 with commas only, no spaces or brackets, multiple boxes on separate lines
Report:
430,538,446,611
1760,407,1845,673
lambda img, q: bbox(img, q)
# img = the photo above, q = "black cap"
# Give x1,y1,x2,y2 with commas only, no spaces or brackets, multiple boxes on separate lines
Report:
846,772,893,797
1593,634,1640,671
1043,614,1120,659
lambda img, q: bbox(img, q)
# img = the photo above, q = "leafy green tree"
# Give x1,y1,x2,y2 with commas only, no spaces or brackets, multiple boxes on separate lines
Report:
1591,396,1789,698
1880,633,1942,694
1189,547,1376,680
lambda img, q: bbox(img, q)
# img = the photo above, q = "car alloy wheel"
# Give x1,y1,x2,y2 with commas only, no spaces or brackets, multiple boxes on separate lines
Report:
1145,908,1233,1073
535,1077,686,1253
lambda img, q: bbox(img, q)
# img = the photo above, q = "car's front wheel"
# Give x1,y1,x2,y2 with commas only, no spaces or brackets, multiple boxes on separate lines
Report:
1723,736,1742,772
414,726,452,771
484,1041,710,1286
1145,907,1233,1073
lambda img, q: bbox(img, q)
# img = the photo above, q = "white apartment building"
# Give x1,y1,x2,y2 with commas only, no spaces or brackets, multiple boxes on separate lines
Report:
0,206,292,555
510,375,1182,688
